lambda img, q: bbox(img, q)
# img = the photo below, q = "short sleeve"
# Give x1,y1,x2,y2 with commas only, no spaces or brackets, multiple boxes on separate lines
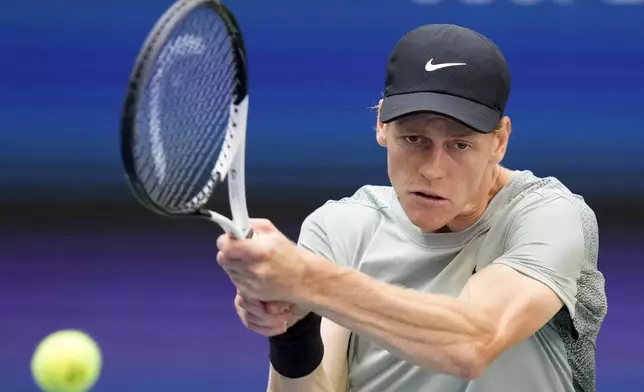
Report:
494,196,585,319
297,207,338,265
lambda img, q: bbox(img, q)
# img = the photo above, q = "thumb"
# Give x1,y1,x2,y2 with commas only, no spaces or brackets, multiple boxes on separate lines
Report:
265,301,291,314
249,218,277,234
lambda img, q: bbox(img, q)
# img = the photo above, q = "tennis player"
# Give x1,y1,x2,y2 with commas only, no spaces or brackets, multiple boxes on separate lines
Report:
217,24,608,392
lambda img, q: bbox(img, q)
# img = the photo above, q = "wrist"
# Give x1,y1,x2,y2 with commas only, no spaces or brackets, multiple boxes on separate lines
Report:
268,312,324,378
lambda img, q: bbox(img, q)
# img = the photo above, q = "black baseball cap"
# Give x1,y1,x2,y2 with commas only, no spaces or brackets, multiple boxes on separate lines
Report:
379,24,511,133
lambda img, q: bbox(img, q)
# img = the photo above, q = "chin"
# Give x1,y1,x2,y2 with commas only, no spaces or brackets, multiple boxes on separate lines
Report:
404,205,455,233
411,217,451,233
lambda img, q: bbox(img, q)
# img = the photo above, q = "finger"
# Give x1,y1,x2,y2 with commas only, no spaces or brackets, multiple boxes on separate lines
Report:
216,250,240,269
238,295,288,318
234,301,289,336
244,296,290,316
217,220,278,264
216,250,226,266
235,301,288,329
217,233,251,262
222,239,271,265
217,239,258,262
216,233,233,251
237,295,268,316
265,301,291,314
249,218,276,234
228,270,261,298
245,312,288,329
220,258,250,276
246,320,288,337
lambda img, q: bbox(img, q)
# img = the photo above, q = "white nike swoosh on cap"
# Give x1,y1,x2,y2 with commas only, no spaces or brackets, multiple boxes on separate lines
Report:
425,59,467,72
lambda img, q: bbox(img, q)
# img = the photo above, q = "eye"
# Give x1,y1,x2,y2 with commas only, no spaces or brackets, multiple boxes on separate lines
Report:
404,136,423,144
453,142,471,151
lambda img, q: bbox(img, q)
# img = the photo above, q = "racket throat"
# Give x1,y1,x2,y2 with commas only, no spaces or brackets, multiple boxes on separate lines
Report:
201,209,245,239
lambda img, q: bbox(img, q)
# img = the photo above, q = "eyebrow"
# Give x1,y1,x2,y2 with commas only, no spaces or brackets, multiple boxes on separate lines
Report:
447,127,477,138
395,120,477,138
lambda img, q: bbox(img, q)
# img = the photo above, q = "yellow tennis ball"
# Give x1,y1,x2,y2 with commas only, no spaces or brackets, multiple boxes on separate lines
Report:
30,330,102,392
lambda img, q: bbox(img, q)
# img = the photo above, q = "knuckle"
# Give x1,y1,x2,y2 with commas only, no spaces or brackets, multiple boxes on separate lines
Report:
238,298,255,314
238,289,255,302
236,309,248,325
267,301,287,314
252,218,272,229
216,234,227,250
262,242,276,259
265,302,279,314
216,251,225,265
248,263,264,278
244,284,258,298
239,312,254,329
252,262,272,281
234,294,243,308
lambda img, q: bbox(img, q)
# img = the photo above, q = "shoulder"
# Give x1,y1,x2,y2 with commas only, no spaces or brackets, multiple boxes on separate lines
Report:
491,171,601,282
502,171,606,338
490,171,604,319
503,170,598,240
302,185,394,231
298,185,395,268
497,171,603,301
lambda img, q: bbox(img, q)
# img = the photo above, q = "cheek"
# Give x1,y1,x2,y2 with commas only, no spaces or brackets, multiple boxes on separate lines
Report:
386,147,407,179
457,164,487,194
445,157,485,189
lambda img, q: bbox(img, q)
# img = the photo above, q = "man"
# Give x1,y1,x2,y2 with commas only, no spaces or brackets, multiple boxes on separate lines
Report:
217,24,608,392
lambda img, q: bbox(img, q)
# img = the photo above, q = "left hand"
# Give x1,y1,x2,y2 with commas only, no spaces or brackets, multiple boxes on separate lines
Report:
216,219,310,303
233,290,311,337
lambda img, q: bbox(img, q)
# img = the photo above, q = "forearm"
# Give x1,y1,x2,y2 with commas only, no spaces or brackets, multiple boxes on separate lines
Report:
301,256,496,379
267,364,335,392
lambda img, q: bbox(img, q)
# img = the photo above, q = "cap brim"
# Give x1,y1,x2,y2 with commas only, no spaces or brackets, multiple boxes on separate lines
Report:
379,92,501,133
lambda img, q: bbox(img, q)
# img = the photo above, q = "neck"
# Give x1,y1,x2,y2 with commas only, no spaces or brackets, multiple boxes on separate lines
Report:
446,165,510,232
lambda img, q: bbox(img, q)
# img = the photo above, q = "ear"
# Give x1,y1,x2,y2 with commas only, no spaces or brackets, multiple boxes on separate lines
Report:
376,99,387,147
492,116,511,163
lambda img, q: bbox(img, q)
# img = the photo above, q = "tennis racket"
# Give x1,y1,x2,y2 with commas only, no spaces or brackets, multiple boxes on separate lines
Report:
120,0,252,240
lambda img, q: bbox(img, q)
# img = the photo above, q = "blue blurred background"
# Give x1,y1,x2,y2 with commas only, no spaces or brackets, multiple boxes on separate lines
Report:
1,0,642,391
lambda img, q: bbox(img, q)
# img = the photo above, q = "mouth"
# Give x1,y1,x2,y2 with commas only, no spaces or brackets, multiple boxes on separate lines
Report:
411,191,447,202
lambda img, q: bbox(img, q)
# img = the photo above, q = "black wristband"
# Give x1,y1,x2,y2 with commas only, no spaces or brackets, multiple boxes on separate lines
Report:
269,312,324,379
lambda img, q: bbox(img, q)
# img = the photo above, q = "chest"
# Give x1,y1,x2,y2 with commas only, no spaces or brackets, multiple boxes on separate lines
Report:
353,224,508,297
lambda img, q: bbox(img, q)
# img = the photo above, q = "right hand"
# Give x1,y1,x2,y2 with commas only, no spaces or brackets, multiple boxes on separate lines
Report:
234,291,310,337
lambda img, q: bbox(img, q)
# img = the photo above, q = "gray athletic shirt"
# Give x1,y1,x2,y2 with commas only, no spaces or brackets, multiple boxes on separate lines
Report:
297,170,607,392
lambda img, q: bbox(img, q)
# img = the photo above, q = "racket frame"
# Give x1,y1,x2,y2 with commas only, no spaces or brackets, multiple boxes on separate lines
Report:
120,0,252,239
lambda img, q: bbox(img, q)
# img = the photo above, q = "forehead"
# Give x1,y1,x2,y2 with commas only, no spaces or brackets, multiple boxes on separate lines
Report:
393,113,476,137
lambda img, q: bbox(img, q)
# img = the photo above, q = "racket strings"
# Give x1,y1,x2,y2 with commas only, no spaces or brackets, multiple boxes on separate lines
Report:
164,48,236,206
159,68,235,208
155,69,231,206
155,20,236,209
133,6,241,213
139,34,227,201
153,26,234,166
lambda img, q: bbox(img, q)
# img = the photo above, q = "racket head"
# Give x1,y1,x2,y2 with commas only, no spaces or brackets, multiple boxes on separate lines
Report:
120,0,249,226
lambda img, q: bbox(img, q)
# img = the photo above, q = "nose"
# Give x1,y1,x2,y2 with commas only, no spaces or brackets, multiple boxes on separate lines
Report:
419,143,447,181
